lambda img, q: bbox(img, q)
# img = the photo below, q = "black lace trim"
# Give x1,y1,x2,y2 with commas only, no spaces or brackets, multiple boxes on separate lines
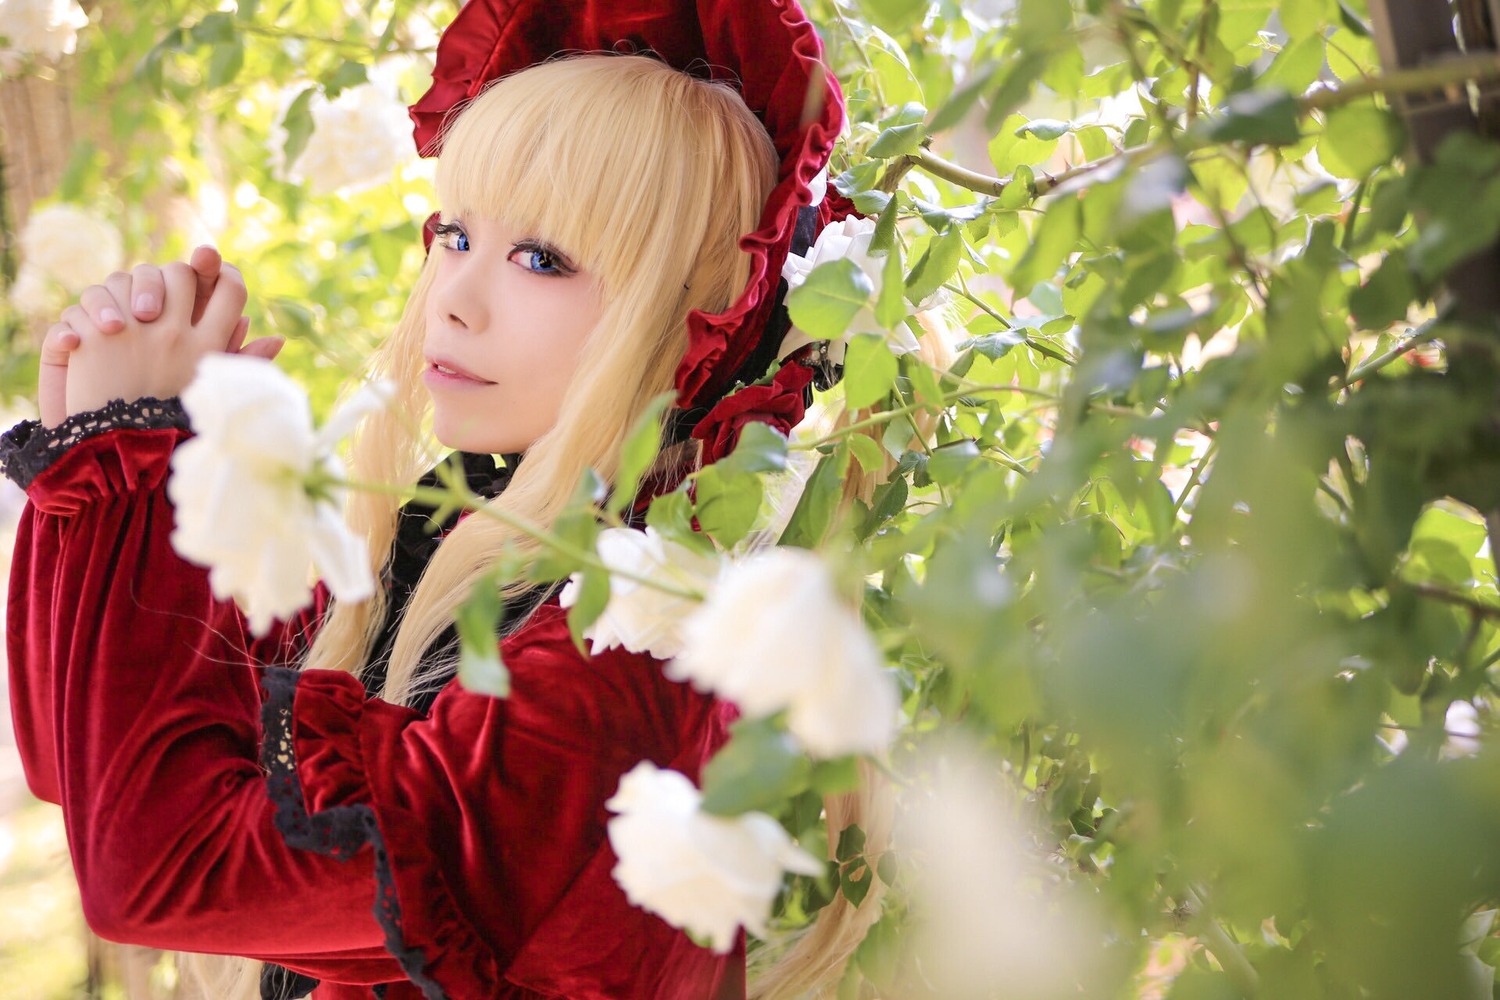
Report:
259,667,448,1000
0,396,189,490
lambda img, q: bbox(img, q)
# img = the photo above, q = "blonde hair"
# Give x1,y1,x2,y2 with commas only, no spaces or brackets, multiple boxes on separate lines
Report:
187,53,900,1000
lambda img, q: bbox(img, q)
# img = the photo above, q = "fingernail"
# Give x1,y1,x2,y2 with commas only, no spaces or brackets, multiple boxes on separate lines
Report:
134,293,157,315
99,307,123,327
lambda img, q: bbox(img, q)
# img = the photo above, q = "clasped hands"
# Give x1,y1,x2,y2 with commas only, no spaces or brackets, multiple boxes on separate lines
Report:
40,246,285,428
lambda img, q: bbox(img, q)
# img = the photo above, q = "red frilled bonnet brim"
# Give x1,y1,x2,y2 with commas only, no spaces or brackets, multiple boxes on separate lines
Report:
407,0,846,409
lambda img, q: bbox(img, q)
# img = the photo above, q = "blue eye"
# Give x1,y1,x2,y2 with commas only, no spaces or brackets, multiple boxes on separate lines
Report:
431,221,469,252
510,242,574,276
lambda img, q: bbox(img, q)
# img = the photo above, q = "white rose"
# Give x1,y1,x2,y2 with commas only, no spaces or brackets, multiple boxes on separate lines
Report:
18,204,123,293
169,354,392,635
559,527,722,659
605,762,821,953
780,215,921,359
668,548,899,758
0,0,87,61
275,79,416,196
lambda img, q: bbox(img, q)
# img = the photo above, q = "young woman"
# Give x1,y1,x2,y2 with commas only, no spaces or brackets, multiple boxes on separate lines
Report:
2,2,880,998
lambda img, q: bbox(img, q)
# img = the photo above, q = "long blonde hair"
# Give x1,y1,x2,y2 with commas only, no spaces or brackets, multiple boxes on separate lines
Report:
189,53,891,999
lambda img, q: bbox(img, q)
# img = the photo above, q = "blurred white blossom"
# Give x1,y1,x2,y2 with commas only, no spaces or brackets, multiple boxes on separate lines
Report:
605,761,820,953
273,77,416,195
1444,700,1483,758
669,547,899,758
8,263,58,319
17,204,123,296
169,354,392,634
559,527,722,658
900,740,1105,999
0,0,87,62
780,216,921,359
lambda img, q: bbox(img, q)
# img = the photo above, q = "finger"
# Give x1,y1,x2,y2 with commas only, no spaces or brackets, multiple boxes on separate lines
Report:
40,322,81,366
226,314,250,354
129,263,168,321
159,261,199,328
189,245,223,325
198,262,248,346
60,304,102,344
39,322,80,429
236,335,285,362
80,281,129,334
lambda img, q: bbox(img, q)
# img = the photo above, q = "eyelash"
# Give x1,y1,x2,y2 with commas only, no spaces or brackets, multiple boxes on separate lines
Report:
429,221,574,276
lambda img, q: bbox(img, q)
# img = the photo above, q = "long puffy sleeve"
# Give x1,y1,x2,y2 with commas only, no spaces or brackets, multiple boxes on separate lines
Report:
4,412,741,1000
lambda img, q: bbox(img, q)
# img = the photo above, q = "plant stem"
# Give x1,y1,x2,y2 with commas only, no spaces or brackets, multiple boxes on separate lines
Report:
1341,322,1442,385
332,476,705,600
1185,885,1260,997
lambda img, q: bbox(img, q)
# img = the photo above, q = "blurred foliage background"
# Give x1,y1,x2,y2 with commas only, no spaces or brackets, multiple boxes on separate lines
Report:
7,0,1500,997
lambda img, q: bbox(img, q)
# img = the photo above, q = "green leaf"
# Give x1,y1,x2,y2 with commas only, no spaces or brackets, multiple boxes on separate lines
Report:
456,581,509,698
207,38,245,89
855,0,929,34
848,433,886,473
322,60,370,99
869,193,900,255
839,860,873,907
694,464,763,549
836,823,867,862
787,259,875,342
607,391,674,516
1017,0,1071,45
904,228,965,305
928,62,1001,134
1319,103,1406,179
280,87,318,171
1011,195,1081,291
1349,255,1417,330
191,11,237,44
1202,88,1302,146
564,566,610,654
875,239,907,330
700,717,812,815
780,450,847,549
867,122,927,159
927,439,981,486
645,489,704,552
844,334,900,411
1015,117,1072,141
717,421,791,478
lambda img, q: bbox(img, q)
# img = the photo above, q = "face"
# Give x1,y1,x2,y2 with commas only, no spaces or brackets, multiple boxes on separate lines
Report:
422,215,605,454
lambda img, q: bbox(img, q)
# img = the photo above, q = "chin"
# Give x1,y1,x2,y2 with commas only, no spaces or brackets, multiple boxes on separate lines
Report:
432,412,531,456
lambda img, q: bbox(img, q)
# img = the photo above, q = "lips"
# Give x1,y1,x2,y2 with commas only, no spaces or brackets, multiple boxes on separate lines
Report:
424,355,496,385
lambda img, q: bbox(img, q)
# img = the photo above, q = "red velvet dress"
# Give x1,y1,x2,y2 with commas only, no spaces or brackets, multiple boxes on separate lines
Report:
3,404,743,1000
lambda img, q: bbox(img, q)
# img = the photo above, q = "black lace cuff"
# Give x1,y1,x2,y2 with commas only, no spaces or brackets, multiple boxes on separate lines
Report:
0,397,189,491
259,668,445,1000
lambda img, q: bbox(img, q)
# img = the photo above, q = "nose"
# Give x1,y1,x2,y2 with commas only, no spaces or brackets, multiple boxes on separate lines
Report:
430,261,489,333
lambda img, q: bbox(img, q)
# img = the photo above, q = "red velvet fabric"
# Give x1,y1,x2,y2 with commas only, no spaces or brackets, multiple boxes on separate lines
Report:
8,426,742,999
407,0,846,411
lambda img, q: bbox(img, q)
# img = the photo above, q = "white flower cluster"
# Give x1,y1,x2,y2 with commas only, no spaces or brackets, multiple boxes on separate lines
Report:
0,0,87,63
780,215,921,358
170,354,392,635
571,532,899,949
606,762,821,953
275,79,417,196
10,204,124,318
